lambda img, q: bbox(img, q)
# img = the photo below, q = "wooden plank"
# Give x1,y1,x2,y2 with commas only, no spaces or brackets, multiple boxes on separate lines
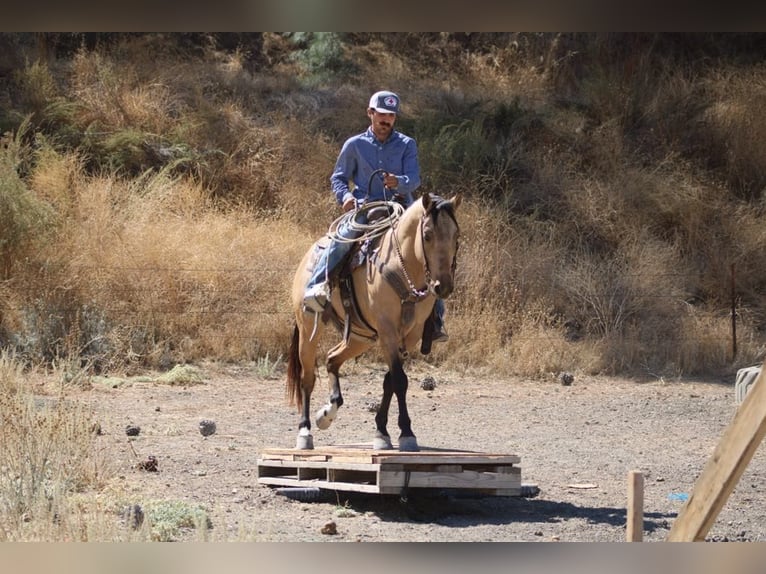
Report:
259,452,330,462
372,454,520,465
257,476,382,494
667,358,766,541
257,459,381,472
434,465,463,473
377,469,521,490
626,470,644,542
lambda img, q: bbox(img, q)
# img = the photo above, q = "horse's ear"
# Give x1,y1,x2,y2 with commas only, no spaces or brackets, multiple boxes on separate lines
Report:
421,191,432,210
451,194,462,209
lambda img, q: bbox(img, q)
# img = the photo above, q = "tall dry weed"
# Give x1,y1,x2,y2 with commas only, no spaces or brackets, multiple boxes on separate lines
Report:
0,351,109,541
35,169,312,369
698,68,766,201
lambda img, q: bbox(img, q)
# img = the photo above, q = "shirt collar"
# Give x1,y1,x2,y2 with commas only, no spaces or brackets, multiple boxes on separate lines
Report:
367,126,394,144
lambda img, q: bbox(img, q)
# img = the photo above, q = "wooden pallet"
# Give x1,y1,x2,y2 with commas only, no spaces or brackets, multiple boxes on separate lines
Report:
257,444,522,496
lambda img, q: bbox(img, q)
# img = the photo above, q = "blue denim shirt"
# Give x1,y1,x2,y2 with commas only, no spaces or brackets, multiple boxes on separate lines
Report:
330,127,421,208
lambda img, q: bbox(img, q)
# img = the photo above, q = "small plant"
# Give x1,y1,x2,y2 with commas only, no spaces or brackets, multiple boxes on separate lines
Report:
254,352,282,379
334,502,357,518
156,364,205,385
143,499,211,542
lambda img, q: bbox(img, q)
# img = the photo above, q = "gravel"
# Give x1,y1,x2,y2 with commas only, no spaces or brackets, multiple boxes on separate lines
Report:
82,361,766,542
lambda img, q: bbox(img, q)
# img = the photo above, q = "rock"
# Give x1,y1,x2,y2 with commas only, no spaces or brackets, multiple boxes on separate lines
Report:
321,521,337,535
559,372,574,386
364,400,380,413
137,455,158,472
420,376,436,390
199,419,217,436
125,424,141,436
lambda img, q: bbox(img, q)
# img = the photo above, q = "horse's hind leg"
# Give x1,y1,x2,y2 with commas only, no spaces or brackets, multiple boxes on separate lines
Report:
315,337,371,430
295,321,323,450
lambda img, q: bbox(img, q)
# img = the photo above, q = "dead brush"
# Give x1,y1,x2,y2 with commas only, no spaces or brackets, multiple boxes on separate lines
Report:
0,351,110,541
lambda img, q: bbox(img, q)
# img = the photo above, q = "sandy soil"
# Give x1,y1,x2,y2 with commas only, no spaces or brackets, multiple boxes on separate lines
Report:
72,359,766,542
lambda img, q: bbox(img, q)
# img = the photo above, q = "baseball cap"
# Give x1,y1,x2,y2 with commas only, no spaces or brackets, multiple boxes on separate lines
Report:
368,91,400,114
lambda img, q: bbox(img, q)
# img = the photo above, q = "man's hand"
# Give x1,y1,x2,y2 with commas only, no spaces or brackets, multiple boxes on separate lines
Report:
342,197,356,212
383,172,398,189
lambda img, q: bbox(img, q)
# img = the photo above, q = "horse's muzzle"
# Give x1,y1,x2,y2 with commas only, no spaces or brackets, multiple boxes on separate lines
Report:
431,280,453,299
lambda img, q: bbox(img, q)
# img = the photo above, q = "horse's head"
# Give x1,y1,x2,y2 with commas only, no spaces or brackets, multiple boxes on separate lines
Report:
419,191,461,299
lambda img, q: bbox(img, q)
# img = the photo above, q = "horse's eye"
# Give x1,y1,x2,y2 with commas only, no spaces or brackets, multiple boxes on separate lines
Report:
423,230,434,242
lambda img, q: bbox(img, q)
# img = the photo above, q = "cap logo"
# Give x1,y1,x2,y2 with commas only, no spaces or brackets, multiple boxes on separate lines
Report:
383,96,397,108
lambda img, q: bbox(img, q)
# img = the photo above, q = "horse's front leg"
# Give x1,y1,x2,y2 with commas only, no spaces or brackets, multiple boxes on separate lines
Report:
390,357,418,451
373,371,394,449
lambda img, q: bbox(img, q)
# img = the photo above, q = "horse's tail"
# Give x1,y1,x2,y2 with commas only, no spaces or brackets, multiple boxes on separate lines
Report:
286,323,303,410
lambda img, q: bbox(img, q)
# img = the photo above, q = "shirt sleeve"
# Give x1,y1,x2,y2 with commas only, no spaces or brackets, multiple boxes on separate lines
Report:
395,138,420,205
330,139,356,206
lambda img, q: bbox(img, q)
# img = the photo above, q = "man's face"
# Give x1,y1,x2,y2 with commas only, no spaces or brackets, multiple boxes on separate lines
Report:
369,109,396,140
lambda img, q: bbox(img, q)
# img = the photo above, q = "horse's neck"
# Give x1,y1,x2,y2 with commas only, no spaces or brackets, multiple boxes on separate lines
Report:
382,205,425,283
395,206,422,240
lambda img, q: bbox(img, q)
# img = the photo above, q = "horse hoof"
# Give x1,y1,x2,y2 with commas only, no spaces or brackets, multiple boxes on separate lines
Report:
398,436,419,452
315,407,335,430
372,434,393,450
296,434,314,450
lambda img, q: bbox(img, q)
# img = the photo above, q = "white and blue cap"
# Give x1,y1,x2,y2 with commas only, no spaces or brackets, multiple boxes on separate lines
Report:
368,90,400,114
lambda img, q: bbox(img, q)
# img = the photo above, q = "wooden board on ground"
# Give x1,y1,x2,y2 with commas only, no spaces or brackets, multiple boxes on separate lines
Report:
257,444,522,496
667,358,766,541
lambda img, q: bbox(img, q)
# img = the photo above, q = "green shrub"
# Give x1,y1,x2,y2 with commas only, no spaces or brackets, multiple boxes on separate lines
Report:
0,118,55,278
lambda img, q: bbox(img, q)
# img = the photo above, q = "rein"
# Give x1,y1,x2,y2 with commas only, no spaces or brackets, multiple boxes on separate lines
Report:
389,213,433,302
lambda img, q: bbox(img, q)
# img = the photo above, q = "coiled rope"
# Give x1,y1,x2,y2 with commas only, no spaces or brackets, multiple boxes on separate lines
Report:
326,200,405,244
325,168,406,243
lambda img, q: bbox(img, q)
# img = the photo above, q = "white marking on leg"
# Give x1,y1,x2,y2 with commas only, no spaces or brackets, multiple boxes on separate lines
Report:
373,432,393,450
296,427,314,450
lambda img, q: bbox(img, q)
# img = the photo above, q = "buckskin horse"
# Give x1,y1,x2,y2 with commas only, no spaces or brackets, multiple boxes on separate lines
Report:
286,191,461,451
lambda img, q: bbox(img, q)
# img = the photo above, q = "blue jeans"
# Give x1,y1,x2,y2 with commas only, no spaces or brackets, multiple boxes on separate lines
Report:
306,211,446,329
306,211,364,289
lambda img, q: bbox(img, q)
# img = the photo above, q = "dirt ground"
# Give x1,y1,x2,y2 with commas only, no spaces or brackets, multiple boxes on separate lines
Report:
71,359,766,542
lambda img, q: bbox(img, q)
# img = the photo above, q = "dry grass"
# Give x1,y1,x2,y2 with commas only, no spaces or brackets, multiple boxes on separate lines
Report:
2,33,766,381
0,351,114,541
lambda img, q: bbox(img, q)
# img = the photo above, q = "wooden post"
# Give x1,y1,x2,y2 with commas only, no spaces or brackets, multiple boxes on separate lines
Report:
626,470,644,541
667,358,766,541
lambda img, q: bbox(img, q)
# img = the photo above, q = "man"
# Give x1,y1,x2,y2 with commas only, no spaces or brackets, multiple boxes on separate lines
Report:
303,90,448,342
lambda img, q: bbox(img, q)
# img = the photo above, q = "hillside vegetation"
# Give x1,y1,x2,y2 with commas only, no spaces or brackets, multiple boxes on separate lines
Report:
2,32,766,379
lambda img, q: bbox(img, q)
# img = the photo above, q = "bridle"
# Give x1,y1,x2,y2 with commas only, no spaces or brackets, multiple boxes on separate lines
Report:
387,197,459,303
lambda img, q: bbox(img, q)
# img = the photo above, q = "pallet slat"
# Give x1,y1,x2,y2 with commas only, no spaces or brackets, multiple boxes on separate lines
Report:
378,468,521,489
